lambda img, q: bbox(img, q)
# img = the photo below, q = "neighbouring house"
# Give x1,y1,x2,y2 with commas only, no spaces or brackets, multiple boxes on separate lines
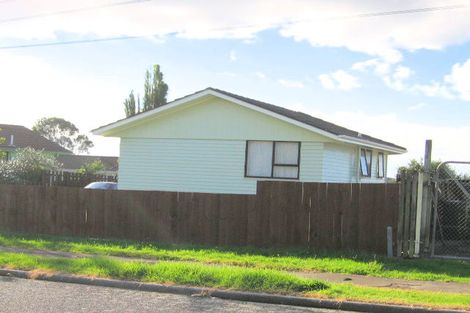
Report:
0,124,119,176
0,124,72,160
93,88,406,194
56,154,119,176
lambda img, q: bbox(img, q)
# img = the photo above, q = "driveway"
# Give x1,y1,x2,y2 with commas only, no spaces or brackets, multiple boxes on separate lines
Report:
0,276,348,313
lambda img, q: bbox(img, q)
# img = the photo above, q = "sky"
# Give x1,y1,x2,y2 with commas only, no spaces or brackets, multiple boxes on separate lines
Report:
1,0,470,177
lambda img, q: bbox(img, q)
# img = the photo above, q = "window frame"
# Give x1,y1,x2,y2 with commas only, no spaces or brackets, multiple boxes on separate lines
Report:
377,152,385,178
359,148,372,177
245,140,301,180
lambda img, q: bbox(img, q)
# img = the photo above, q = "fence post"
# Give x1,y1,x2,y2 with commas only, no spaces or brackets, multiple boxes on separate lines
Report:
421,140,433,253
414,172,424,257
397,180,405,257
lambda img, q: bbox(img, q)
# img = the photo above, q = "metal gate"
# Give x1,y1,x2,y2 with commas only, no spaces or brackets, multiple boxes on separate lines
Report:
431,161,470,259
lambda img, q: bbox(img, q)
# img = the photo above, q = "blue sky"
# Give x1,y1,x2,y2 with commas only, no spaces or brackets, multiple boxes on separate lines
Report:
1,0,470,176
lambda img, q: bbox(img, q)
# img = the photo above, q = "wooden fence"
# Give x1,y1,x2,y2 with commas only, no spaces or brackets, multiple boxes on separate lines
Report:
41,171,117,187
0,181,399,254
0,170,117,187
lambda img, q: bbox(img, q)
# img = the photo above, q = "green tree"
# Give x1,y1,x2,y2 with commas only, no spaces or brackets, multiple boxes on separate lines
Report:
0,148,62,184
143,64,168,111
32,117,94,154
124,90,136,117
77,160,105,175
398,159,457,179
124,64,168,116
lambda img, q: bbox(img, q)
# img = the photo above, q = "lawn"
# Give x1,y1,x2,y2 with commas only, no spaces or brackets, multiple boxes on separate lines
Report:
0,232,469,283
0,251,469,310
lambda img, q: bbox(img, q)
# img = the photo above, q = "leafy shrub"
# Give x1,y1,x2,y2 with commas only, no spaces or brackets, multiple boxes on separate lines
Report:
0,148,62,184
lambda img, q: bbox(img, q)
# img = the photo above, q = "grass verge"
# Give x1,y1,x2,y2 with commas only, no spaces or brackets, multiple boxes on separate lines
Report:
0,252,326,294
312,284,470,311
0,251,469,310
0,232,469,283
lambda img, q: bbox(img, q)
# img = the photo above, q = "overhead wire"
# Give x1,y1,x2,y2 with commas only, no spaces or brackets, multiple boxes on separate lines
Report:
0,0,152,24
1,2,470,50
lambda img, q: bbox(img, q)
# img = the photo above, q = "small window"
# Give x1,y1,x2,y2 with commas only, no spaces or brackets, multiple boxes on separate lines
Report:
360,148,372,177
246,141,273,177
245,141,300,179
377,152,385,178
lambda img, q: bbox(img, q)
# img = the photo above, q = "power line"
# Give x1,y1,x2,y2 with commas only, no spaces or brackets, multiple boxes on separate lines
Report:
1,2,470,50
0,35,141,49
0,0,152,24
336,2,470,19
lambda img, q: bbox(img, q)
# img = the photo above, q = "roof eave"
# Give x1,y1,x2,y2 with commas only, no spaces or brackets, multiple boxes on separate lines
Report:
337,135,407,154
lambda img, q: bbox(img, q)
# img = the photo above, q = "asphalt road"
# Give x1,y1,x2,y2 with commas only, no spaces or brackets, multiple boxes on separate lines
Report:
0,276,350,313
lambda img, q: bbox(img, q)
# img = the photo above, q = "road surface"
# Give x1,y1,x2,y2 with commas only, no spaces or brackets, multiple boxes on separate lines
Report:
0,276,350,313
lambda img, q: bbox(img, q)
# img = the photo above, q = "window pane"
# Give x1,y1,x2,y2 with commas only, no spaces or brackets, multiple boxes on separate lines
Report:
360,149,369,176
246,141,273,177
274,142,299,165
273,166,298,178
378,154,384,177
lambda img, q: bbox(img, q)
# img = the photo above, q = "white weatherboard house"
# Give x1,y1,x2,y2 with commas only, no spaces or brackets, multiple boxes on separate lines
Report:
93,88,406,194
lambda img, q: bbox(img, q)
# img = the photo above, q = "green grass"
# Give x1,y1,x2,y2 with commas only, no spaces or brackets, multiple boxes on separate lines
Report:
0,251,469,310
312,284,470,310
0,232,469,283
0,252,325,294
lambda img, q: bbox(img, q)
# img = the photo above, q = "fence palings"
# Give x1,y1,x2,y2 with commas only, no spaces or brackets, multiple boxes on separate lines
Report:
0,181,399,254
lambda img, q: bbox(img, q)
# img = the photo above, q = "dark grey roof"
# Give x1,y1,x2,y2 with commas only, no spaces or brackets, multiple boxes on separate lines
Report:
0,124,72,154
209,88,405,151
56,155,119,171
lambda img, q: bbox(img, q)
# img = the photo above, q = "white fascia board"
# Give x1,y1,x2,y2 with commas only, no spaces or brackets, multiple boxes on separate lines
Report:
337,135,407,154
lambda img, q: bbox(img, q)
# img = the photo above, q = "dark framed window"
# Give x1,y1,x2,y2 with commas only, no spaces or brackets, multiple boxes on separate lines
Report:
245,141,300,179
377,152,385,178
360,148,372,177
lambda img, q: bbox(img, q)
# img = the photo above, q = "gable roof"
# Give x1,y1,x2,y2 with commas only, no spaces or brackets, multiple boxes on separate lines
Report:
93,88,406,154
0,124,72,154
56,154,118,171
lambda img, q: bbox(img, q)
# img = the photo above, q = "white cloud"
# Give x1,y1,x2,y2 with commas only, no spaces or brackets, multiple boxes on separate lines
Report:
318,70,360,91
255,71,266,79
444,58,470,101
411,81,454,99
410,58,470,101
383,65,413,91
2,1,470,60
278,79,304,88
352,58,412,91
229,50,237,61
407,102,427,111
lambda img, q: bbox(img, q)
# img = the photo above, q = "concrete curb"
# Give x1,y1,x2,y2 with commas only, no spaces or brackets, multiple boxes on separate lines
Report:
0,269,466,313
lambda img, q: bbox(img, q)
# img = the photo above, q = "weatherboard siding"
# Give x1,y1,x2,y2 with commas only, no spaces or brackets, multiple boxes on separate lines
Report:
299,142,324,182
118,138,325,194
113,98,333,142
322,143,358,183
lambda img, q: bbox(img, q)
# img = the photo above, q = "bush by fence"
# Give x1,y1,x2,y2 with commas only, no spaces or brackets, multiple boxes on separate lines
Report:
0,170,117,187
0,181,399,254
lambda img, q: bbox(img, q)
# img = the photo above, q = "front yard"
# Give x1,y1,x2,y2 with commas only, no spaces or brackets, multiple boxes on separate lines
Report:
0,232,469,310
